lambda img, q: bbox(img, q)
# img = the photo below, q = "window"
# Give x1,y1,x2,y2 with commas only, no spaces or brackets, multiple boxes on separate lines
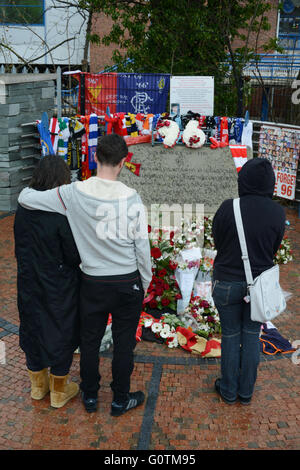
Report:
278,1,300,51
0,0,44,26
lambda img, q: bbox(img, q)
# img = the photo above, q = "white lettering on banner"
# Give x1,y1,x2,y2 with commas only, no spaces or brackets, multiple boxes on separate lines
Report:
130,92,153,114
292,80,300,105
274,171,296,200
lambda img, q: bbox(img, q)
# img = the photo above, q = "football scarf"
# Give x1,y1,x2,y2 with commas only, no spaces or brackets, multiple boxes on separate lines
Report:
241,120,253,148
220,117,229,145
125,113,139,137
229,145,248,173
57,118,70,161
80,115,92,180
68,118,85,171
37,112,55,157
88,113,98,170
125,152,141,176
233,118,244,143
49,117,59,153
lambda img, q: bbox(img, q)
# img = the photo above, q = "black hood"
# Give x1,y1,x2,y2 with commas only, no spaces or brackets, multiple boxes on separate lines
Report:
238,158,275,198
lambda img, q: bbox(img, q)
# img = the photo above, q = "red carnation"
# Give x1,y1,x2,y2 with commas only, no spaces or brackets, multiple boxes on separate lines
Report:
155,286,164,296
169,260,178,270
166,336,174,345
163,283,170,290
161,298,170,306
151,247,162,259
200,300,210,309
148,225,152,233
175,293,182,300
170,231,175,240
149,299,158,309
148,281,154,291
158,268,167,277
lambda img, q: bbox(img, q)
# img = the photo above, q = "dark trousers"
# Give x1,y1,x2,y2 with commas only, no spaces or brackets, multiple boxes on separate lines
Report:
26,354,73,376
212,280,262,401
79,270,144,402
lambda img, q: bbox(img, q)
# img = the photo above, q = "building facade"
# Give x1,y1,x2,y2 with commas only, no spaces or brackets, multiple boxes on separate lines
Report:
90,0,300,72
0,0,87,71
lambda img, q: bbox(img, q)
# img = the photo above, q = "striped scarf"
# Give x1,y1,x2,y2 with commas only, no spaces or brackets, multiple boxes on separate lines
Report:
88,113,98,170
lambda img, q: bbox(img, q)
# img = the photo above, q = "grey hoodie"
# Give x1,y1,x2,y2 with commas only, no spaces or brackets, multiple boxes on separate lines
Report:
18,177,152,292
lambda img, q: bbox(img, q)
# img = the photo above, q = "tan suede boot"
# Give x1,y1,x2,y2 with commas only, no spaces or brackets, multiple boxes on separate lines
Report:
27,368,50,400
49,373,79,408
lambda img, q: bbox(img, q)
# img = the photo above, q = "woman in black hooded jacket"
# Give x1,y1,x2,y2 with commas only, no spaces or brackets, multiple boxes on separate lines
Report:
212,158,285,405
14,155,81,408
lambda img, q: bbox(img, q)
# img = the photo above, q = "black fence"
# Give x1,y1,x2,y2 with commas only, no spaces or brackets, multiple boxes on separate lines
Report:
247,80,300,125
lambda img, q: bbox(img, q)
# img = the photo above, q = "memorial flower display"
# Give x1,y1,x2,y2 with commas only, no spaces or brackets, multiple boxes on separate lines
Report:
143,313,184,348
203,216,215,249
145,217,293,318
145,227,181,311
198,248,216,274
172,217,204,254
143,216,293,355
274,236,294,265
183,295,221,339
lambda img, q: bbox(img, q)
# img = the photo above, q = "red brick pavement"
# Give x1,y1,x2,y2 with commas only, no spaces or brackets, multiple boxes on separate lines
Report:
0,208,299,450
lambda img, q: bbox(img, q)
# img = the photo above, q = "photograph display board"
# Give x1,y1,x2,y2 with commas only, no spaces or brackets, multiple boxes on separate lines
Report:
258,125,300,200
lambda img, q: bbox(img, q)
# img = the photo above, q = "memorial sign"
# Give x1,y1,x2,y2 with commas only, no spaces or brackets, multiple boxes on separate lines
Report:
170,76,214,116
118,143,241,217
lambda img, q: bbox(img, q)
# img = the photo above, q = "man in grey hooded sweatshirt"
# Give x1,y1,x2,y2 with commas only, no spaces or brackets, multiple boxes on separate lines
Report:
18,134,152,415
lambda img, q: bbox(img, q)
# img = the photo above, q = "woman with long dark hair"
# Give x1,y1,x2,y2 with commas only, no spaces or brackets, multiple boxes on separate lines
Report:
14,155,81,408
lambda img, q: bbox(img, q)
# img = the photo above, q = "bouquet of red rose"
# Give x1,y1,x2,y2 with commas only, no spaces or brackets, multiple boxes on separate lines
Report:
144,226,182,311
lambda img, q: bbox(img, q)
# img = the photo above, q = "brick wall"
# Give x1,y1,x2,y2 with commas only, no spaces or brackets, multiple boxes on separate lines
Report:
90,13,121,73
232,0,279,53
90,2,280,71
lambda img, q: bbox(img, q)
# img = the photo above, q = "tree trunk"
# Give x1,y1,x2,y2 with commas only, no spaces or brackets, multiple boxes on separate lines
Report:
82,8,93,72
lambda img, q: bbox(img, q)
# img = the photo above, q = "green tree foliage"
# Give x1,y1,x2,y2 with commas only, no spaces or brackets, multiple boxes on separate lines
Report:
77,0,282,114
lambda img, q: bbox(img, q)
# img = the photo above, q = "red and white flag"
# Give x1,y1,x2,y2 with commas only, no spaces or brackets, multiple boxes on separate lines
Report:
229,145,248,173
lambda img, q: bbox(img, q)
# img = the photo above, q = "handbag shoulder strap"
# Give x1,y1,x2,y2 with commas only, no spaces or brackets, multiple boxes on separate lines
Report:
233,198,254,286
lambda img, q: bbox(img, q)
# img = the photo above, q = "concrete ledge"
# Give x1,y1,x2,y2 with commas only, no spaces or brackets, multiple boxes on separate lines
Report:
0,73,57,85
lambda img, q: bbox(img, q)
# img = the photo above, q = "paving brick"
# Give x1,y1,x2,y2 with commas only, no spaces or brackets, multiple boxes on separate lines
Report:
0,208,299,450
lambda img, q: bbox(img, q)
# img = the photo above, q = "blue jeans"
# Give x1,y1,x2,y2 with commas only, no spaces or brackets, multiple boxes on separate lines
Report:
212,280,262,401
